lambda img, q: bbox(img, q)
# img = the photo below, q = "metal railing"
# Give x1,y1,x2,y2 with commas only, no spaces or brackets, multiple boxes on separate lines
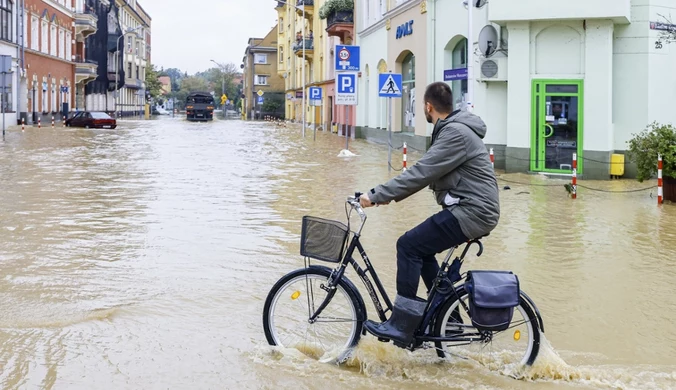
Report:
293,38,314,51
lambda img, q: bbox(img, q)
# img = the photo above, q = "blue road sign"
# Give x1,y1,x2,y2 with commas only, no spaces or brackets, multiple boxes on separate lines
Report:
309,86,322,100
335,72,358,105
378,73,403,98
257,96,264,104
335,45,360,72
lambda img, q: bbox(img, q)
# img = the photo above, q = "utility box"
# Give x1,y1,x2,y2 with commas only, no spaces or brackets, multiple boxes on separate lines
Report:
610,154,625,177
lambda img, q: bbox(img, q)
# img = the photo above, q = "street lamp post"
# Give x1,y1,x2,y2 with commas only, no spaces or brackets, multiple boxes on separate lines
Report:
210,59,227,114
115,26,143,118
277,0,306,137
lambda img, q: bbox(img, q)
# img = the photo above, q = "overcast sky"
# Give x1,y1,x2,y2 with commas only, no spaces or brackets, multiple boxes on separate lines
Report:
140,0,280,74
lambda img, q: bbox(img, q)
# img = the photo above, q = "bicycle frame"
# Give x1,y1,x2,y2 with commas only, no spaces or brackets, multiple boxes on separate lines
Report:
306,195,491,346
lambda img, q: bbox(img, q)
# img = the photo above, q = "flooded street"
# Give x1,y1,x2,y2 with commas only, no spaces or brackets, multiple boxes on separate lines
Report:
1,117,675,389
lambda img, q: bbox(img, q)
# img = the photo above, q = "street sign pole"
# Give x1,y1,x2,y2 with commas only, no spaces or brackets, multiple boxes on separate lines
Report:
345,105,349,151
1,72,5,138
388,96,392,172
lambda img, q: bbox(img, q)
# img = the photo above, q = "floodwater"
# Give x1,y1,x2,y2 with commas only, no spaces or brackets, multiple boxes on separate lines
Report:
0,117,675,390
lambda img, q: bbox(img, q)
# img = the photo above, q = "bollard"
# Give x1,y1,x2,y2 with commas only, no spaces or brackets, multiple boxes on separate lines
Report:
402,142,407,171
658,154,663,205
51,116,54,128
489,148,494,170
38,117,41,128
21,118,24,131
572,153,577,200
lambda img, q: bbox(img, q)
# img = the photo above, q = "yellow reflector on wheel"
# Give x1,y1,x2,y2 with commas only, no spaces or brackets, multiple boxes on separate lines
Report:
514,330,521,341
291,291,301,300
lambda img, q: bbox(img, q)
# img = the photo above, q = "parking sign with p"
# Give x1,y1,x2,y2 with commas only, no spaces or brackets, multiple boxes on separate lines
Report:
336,73,358,105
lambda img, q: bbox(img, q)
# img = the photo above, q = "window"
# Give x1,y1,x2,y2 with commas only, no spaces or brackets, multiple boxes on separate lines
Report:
59,29,65,59
31,16,38,49
51,83,56,112
401,52,415,132
0,0,12,42
127,62,132,78
50,25,57,56
279,46,283,63
279,18,283,32
254,54,267,64
255,75,268,85
451,38,468,110
1,83,11,111
66,32,71,60
127,36,132,53
136,65,139,79
41,20,48,53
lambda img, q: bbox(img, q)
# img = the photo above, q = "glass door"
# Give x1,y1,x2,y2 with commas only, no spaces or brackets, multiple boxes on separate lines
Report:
530,80,584,173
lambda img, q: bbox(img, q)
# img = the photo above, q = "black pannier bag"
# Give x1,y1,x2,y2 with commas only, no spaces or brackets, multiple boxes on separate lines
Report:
464,270,520,332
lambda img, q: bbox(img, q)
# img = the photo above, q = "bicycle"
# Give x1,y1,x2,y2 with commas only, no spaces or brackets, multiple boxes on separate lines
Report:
262,193,544,368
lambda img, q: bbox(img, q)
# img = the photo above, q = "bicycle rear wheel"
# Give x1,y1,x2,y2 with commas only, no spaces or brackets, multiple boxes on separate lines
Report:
262,265,365,363
433,286,541,368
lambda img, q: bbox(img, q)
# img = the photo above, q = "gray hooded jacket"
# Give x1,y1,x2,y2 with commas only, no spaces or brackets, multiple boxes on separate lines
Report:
368,110,500,239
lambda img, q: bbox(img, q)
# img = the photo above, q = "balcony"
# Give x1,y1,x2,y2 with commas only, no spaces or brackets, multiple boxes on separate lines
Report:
74,56,98,85
275,1,285,8
74,9,98,41
124,79,144,90
325,10,354,42
293,38,314,61
295,0,313,19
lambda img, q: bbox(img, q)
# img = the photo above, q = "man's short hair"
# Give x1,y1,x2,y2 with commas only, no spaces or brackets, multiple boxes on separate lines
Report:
424,82,454,114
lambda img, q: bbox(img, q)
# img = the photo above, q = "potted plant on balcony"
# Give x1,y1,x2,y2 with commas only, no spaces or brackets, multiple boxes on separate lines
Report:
626,121,676,202
318,0,354,23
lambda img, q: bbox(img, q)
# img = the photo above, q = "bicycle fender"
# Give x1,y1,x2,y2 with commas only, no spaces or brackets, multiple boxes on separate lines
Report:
308,265,368,322
519,290,545,333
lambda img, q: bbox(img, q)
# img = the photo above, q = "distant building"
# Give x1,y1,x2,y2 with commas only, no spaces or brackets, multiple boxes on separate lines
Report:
241,25,284,120
0,0,22,125
158,75,171,95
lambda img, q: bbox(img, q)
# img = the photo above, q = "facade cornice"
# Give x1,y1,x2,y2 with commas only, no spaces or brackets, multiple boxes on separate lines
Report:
359,0,422,38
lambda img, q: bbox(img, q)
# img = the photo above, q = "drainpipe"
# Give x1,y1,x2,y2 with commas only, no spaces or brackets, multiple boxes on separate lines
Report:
428,0,436,136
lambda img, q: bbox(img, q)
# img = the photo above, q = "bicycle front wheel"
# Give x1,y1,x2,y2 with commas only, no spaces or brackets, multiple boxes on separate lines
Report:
433,286,541,368
262,265,365,363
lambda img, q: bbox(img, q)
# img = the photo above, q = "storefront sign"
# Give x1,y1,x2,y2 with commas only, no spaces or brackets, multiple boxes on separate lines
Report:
396,20,414,39
443,68,468,81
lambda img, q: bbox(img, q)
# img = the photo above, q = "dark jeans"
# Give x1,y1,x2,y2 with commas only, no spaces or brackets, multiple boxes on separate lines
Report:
396,209,469,299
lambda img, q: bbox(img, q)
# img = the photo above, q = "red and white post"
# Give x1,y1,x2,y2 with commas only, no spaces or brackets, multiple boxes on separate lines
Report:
51,116,54,128
489,148,494,170
572,153,578,199
38,117,41,128
402,142,407,171
658,154,663,205
21,118,24,131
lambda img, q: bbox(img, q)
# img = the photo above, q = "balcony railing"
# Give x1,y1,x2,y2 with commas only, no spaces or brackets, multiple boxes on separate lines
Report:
292,38,314,52
74,55,98,65
327,10,354,29
297,0,314,5
74,6,98,40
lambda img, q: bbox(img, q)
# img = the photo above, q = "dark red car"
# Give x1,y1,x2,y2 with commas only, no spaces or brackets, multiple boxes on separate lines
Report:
65,111,117,129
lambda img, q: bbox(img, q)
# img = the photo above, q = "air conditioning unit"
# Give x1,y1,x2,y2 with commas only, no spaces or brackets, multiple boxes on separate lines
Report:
478,57,508,81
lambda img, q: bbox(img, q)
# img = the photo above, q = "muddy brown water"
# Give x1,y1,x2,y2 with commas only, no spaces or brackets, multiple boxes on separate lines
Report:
0,118,675,389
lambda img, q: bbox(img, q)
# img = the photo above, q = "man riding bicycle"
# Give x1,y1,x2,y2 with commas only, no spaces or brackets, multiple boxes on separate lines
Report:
359,82,500,347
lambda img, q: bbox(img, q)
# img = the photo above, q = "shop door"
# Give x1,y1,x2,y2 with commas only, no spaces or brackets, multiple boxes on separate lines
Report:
531,80,584,173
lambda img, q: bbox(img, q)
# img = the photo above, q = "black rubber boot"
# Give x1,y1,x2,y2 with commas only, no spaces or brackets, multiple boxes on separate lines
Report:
363,294,427,348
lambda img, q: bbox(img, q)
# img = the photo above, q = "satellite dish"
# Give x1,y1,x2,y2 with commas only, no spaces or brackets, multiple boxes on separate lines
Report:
500,26,509,51
475,0,488,7
478,25,498,57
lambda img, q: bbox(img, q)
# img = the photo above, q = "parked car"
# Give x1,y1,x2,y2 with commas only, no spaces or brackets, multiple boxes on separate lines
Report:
65,111,117,129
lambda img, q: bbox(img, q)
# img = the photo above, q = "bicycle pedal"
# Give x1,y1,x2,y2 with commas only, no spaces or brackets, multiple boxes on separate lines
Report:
377,337,391,343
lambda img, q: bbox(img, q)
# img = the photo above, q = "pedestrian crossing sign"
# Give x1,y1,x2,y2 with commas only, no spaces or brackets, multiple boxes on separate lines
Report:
378,73,403,97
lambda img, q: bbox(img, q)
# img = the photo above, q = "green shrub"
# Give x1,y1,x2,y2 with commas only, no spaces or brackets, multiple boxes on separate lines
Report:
626,121,676,182
318,0,354,20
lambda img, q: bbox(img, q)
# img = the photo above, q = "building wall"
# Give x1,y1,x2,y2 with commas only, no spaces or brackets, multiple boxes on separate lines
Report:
356,21,387,130
115,0,149,116
25,0,75,122
243,25,283,120
0,0,20,125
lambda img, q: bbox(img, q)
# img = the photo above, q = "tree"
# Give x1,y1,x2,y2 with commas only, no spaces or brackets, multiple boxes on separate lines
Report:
145,63,163,100
172,76,209,107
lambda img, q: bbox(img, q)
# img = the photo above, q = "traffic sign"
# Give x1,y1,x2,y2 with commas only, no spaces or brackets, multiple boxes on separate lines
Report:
309,86,322,106
378,73,403,98
335,45,360,72
336,72,358,105
309,86,322,100
257,96,264,104
257,90,264,97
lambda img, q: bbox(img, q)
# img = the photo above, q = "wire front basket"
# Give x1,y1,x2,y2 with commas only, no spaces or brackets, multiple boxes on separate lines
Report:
300,216,349,263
